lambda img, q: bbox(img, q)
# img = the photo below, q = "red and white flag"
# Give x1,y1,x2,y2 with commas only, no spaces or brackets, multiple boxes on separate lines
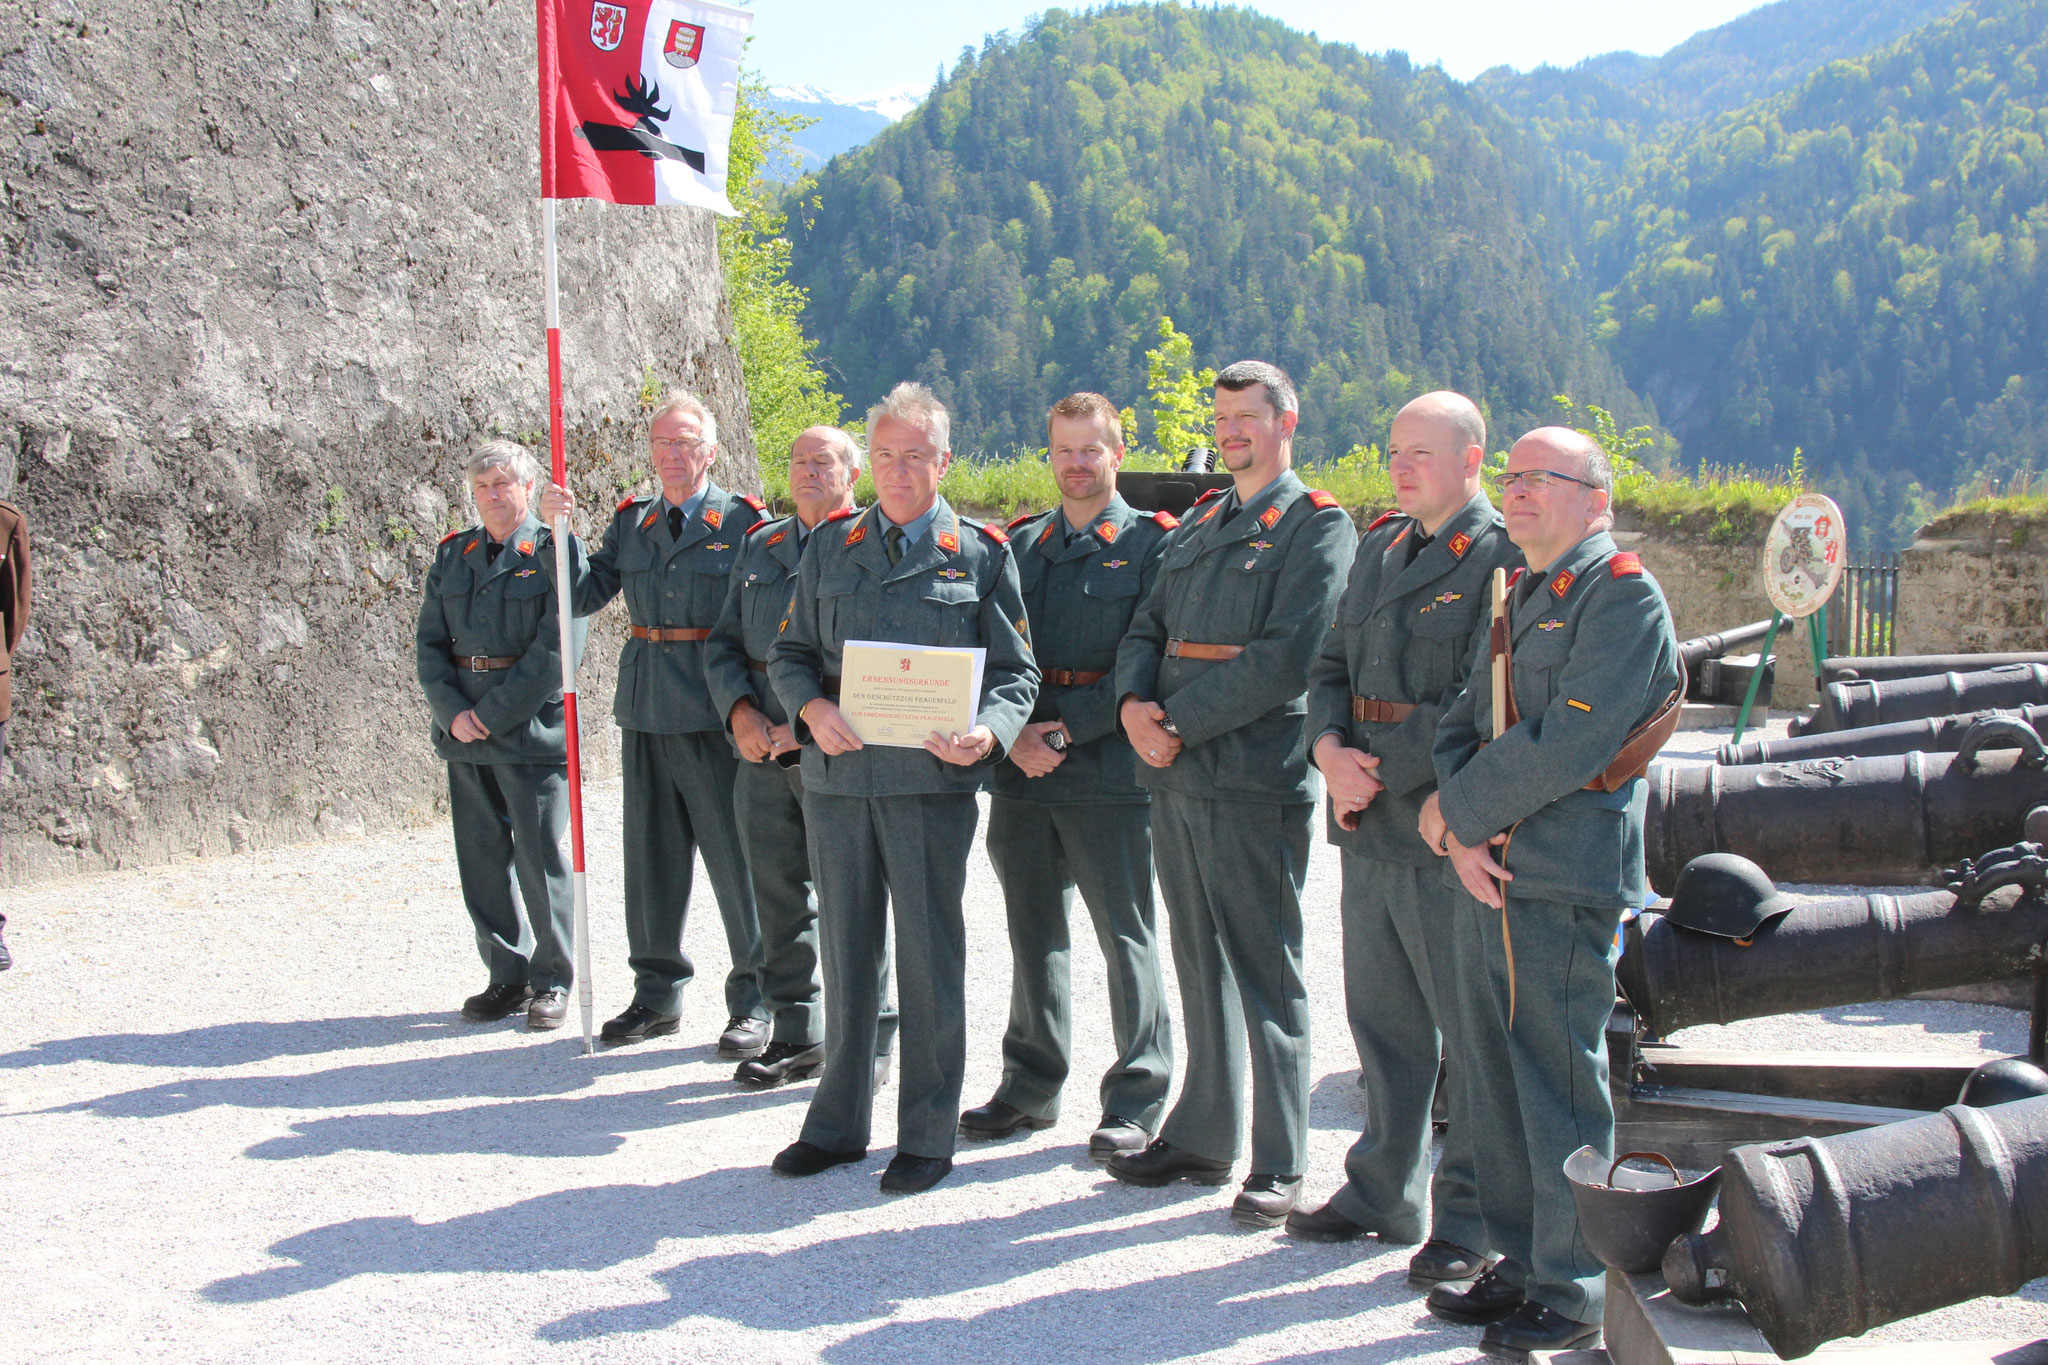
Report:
539,0,752,212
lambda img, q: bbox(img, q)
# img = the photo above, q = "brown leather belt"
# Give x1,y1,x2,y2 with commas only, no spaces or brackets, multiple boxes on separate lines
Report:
453,652,519,671
748,657,839,694
1166,639,1243,661
1042,668,1106,687
1352,696,1415,723
632,626,711,642
746,657,769,673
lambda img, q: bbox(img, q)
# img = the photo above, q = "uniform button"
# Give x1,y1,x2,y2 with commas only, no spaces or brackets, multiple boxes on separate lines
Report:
1372,656,1383,666
666,589,676,598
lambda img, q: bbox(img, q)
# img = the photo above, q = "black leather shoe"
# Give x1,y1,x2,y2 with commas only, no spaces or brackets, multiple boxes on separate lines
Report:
1231,1173,1302,1228
1426,1268,1526,1326
1409,1238,1491,1286
1088,1116,1149,1161
1480,1300,1600,1360
0,914,11,971
736,1040,825,1087
1106,1138,1233,1188
771,1140,866,1176
879,1152,953,1195
462,982,534,1022
526,989,568,1030
600,1003,680,1044
1284,1199,1372,1243
718,1016,770,1058
959,1098,1056,1140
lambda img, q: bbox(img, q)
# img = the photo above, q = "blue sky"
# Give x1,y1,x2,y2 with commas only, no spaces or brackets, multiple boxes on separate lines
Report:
741,0,1777,98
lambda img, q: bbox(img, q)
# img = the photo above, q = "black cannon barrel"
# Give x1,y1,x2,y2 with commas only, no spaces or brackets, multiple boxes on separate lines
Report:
1617,885,2048,1038
1115,471,1232,518
1678,620,1775,672
1644,747,2048,888
1718,704,2048,766
1801,662,2048,734
1664,1097,2048,1359
1822,651,2048,685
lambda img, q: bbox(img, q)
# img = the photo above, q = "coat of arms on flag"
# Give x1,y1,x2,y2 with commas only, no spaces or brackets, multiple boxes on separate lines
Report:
663,21,705,68
589,1,626,50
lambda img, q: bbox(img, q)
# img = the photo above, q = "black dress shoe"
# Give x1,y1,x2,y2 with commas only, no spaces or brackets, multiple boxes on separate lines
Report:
771,1140,866,1176
1284,1199,1372,1243
1087,1116,1149,1161
1408,1238,1491,1286
0,915,11,971
461,982,534,1022
736,1040,825,1087
879,1152,953,1195
526,989,568,1030
1426,1268,1526,1326
600,1003,680,1044
959,1098,1056,1140
1231,1173,1303,1228
1480,1300,1600,1360
1106,1138,1233,1188
718,1016,770,1058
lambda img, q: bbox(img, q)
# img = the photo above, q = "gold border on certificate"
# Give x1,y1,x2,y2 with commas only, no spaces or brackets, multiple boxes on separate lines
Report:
838,641,986,748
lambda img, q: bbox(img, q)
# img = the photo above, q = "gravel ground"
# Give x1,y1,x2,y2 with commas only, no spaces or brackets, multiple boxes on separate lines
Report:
3,714,2043,1363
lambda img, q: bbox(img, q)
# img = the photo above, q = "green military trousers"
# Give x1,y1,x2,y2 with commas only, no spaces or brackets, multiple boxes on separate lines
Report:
447,760,574,994
620,728,763,1019
1152,789,1314,1176
1451,889,1620,1325
984,797,1172,1130
798,789,978,1160
734,758,900,1054
1333,854,1484,1248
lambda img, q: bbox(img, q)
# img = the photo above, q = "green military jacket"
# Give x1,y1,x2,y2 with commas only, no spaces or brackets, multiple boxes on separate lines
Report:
1433,529,1680,910
704,510,828,734
1114,469,1356,804
567,481,767,735
415,512,588,766
988,494,1179,806
1306,492,1521,865
769,497,1039,798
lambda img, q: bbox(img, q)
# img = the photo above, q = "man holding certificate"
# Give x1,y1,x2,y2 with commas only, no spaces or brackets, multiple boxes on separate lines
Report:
767,381,1039,1196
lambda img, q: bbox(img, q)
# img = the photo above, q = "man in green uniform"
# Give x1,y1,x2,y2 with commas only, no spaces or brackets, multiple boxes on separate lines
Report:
1109,360,1355,1227
538,391,769,1057
958,393,1177,1160
767,381,1038,1196
415,440,586,1030
1293,393,1519,1286
703,425,899,1088
1419,427,1681,1359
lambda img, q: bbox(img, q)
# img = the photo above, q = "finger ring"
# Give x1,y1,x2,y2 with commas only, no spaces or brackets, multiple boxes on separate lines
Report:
1149,749,1159,758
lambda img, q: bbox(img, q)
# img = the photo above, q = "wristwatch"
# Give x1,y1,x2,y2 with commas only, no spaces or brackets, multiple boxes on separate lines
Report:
1045,728,1070,753
1158,713,1181,738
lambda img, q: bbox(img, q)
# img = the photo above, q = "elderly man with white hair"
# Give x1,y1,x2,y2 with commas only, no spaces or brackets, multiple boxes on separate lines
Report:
416,439,587,1031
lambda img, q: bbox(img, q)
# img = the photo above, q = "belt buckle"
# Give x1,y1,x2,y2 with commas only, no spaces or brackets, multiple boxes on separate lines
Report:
467,655,490,670
1166,639,1183,658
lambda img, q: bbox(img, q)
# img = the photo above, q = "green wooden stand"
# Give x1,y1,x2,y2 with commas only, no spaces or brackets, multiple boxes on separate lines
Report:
1730,603,1828,744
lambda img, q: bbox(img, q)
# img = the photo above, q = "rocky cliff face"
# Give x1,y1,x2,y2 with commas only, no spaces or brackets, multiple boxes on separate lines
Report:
0,0,756,881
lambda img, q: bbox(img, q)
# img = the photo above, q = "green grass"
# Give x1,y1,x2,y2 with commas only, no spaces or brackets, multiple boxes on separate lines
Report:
1921,492,2048,543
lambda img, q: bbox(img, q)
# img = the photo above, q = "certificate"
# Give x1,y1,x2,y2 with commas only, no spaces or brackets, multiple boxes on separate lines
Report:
838,641,986,748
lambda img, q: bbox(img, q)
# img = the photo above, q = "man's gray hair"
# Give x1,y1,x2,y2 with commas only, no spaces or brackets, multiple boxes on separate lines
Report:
803,425,865,472
649,388,718,447
466,438,539,487
1215,359,1299,416
866,381,951,453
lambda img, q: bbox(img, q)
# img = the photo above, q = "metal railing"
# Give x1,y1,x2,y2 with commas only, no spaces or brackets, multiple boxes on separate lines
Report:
1827,553,1901,657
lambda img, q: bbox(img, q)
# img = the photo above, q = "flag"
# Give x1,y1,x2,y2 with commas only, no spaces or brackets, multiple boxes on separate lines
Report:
539,0,752,213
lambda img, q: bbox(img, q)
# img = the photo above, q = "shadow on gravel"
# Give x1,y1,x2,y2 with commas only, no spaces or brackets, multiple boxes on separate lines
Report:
244,1075,811,1160
45,1035,702,1119
1307,1067,1369,1133
824,1253,1473,1365
537,1161,1215,1343
0,1013,457,1072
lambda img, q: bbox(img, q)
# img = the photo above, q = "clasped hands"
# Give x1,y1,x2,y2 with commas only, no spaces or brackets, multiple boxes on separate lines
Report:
797,697,994,766
1418,791,1513,910
1312,734,1384,830
1120,697,1181,769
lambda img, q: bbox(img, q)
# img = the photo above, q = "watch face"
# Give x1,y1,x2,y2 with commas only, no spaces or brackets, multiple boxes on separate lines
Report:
1159,716,1181,737
1046,730,1069,752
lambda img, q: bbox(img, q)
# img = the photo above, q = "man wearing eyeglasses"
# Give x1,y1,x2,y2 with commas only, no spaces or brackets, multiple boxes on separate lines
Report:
1417,427,1680,1360
1291,392,1520,1290
539,390,770,1058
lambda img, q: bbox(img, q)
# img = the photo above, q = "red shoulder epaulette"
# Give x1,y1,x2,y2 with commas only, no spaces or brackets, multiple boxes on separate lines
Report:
978,521,1010,545
616,495,637,512
1306,489,1340,510
1149,509,1180,529
1365,508,1402,531
746,518,766,534
1609,552,1644,578
439,528,463,545
740,493,766,512
1193,486,1226,504
1507,566,1526,586
1007,510,1038,530
825,506,858,523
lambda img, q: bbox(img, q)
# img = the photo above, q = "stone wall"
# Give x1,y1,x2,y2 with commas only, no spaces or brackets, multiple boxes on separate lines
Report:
0,0,756,883
1896,515,2048,655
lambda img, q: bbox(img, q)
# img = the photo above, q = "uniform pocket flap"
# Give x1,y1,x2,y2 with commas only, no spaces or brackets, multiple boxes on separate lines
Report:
1082,574,1140,599
922,580,981,607
504,569,552,599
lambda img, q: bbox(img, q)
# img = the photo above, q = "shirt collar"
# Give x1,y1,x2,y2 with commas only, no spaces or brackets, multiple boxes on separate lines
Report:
877,500,941,546
661,484,709,523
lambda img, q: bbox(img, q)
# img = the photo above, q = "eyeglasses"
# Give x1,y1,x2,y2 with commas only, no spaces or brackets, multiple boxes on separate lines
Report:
1499,468,1598,493
651,436,709,453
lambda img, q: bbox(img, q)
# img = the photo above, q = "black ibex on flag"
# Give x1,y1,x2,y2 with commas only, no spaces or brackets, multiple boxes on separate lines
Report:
577,71,707,172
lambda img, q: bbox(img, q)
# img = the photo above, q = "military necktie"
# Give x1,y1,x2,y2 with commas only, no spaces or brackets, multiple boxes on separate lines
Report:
885,525,906,566
668,506,684,541
485,538,503,565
